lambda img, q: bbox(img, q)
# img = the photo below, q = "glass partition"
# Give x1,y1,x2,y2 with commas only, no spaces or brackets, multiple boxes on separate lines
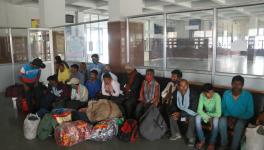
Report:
128,15,164,67
216,5,264,75
11,29,28,63
53,27,65,59
0,28,11,64
166,10,213,71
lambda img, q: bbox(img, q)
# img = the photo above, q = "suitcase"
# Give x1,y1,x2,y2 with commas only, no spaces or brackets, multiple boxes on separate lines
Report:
55,120,92,147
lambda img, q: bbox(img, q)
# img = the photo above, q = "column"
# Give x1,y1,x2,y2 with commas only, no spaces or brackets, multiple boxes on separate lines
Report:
39,0,65,27
108,0,144,73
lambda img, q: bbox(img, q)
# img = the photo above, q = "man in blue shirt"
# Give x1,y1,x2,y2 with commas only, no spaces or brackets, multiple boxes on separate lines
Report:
85,70,101,100
219,75,254,150
88,54,104,79
70,64,85,85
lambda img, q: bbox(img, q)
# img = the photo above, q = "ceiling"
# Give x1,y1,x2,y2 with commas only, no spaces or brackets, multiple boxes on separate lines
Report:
5,0,264,17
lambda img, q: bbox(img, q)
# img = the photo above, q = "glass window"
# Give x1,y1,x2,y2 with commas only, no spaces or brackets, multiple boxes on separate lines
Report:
53,28,65,59
129,15,164,67
166,10,213,71
29,30,51,61
0,29,11,64
11,29,28,63
216,5,264,75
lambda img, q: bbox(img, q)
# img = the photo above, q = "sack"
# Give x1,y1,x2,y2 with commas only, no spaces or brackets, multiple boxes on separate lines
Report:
118,119,138,143
37,114,58,140
55,120,92,147
5,84,24,98
245,126,264,150
21,98,29,114
139,105,167,141
23,114,40,140
51,108,73,124
90,119,118,141
72,111,89,122
86,99,122,123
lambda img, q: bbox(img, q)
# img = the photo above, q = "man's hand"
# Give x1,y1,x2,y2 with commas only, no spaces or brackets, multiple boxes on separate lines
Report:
171,112,180,121
23,84,30,91
228,117,236,129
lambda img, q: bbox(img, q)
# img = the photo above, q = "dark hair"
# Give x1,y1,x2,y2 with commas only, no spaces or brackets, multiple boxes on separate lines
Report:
91,54,99,59
202,83,214,92
103,73,112,79
55,56,62,62
71,64,79,70
90,70,98,75
171,69,182,78
232,75,244,85
47,75,58,82
146,69,154,74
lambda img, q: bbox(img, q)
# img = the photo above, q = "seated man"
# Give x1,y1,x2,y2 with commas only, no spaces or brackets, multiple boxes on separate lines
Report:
46,75,71,109
169,79,197,146
66,78,89,110
79,62,89,82
57,63,70,84
101,64,118,81
161,69,182,126
195,83,221,150
18,58,46,113
135,69,160,119
122,64,143,119
219,75,254,150
70,64,85,85
85,70,101,100
102,73,122,97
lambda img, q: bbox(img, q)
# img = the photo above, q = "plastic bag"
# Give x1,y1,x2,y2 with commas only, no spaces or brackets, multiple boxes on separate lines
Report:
24,113,40,140
90,119,118,141
55,120,92,147
245,125,264,150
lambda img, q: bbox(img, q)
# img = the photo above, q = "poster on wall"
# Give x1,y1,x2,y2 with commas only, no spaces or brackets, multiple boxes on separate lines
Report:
65,25,87,62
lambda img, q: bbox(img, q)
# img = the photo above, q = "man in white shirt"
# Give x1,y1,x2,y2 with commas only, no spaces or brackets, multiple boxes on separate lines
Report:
102,73,121,97
101,64,118,82
66,78,89,109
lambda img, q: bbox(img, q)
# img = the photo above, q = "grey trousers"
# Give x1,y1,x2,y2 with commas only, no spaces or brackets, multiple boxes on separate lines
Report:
170,115,195,140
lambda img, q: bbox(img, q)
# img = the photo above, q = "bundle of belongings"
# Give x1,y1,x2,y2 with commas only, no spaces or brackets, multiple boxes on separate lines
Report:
21,99,123,147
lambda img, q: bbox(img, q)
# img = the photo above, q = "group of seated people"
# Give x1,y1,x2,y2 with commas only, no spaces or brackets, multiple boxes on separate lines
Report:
18,55,254,150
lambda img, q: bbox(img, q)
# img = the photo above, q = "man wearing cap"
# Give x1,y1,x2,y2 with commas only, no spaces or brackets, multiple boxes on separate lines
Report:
88,54,104,79
18,58,46,113
66,78,89,110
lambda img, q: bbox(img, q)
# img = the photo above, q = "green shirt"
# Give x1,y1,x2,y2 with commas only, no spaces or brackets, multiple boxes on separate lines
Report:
197,92,221,123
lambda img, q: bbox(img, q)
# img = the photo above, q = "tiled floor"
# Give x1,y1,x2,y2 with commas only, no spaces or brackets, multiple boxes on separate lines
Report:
0,95,192,150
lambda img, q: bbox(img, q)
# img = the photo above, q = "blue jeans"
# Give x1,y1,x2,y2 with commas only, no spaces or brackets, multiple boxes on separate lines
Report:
219,117,247,150
195,115,219,144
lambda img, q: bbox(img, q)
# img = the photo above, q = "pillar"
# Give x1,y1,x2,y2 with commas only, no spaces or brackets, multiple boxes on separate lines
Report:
108,0,144,73
39,0,65,27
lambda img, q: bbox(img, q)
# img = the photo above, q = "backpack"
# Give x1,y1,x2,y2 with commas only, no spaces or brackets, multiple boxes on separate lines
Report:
139,105,167,141
118,119,138,143
37,114,58,140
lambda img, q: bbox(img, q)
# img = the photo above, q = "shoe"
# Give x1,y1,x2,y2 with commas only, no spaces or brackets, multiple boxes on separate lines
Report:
195,141,205,149
207,144,215,150
188,138,195,147
169,135,182,141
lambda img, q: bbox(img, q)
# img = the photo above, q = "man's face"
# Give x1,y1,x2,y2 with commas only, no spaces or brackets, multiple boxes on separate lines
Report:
71,84,78,89
71,67,77,74
126,68,133,74
92,57,99,64
59,64,65,72
232,81,243,93
171,74,179,82
104,77,112,85
104,65,111,73
204,90,214,99
90,73,97,80
80,63,86,71
48,80,57,87
178,81,188,94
